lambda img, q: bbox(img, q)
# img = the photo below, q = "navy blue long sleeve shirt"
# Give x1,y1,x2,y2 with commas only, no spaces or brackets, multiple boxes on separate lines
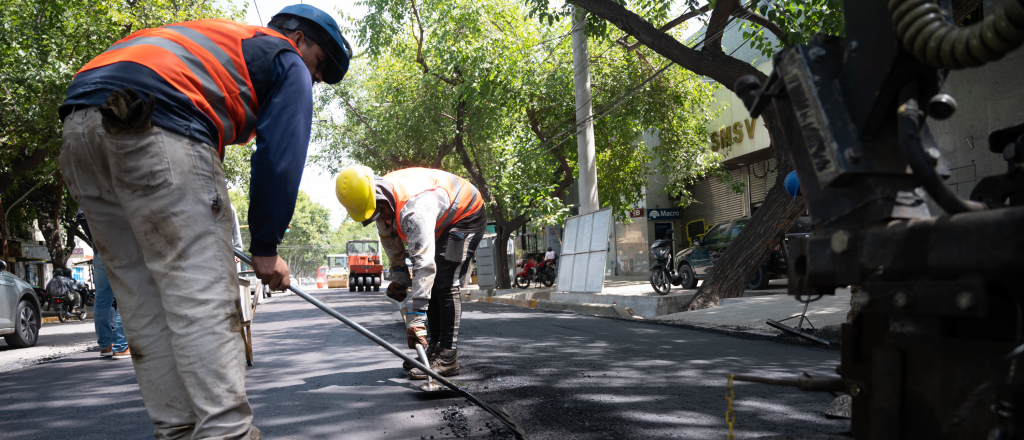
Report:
61,33,311,257
247,52,312,256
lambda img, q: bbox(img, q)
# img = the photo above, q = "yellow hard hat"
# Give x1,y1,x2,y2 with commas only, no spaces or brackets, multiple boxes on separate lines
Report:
335,166,377,222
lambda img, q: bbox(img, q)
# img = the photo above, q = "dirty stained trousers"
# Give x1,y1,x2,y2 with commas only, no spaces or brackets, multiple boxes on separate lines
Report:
59,107,257,440
427,208,486,350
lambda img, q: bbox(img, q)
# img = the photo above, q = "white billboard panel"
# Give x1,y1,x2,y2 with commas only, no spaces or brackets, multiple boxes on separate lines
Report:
555,207,613,294
585,251,606,292
562,216,578,255
589,209,612,252
574,214,593,254
570,253,589,292
557,254,574,290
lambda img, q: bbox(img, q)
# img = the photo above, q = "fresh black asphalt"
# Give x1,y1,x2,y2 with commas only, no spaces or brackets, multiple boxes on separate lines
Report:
0,287,850,439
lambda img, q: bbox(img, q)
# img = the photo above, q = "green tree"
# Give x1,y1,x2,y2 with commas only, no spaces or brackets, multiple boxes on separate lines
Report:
314,0,720,288
0,0,243,265
230,189,334,278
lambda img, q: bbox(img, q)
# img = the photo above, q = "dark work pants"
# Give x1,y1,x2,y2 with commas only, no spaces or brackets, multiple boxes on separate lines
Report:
427,208,486,350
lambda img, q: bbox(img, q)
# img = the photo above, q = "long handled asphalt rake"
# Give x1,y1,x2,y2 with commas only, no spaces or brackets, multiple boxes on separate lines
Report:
235,249,529,440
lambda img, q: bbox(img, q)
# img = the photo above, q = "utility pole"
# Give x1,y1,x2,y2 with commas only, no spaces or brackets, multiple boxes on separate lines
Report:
572,6,599,215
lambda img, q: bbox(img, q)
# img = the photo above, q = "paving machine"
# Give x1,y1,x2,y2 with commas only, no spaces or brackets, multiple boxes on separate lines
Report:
733,0,1024,438
347,240,383,292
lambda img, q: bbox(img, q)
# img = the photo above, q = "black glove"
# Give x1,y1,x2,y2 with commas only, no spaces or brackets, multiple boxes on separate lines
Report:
99,87,155,135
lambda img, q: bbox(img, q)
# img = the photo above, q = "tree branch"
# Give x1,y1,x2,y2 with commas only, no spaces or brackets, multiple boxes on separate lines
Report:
617,3,710,51
735,5,789,44
409,0,428,72
702,0,739,53
408,0,461,86
572,0,767,90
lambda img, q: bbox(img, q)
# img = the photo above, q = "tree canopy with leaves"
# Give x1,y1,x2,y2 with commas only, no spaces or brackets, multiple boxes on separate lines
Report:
312,0,722,288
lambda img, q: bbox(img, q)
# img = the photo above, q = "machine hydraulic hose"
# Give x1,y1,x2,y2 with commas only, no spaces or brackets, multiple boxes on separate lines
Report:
897,98,986,214
889,0,1024,69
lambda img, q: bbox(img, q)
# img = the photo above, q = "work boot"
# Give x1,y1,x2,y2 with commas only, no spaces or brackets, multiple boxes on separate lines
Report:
431,348,459,377
403,342,438,370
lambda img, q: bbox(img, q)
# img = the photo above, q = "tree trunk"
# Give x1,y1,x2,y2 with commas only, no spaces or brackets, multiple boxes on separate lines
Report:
31,175,73,270
686,175,806,310
493,224,513,289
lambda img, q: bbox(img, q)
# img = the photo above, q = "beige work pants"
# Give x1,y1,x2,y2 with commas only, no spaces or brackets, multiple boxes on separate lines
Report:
59,107,258,440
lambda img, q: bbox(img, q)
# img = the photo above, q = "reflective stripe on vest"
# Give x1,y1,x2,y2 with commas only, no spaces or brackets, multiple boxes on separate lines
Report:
386,168,484,242
76,19,299,153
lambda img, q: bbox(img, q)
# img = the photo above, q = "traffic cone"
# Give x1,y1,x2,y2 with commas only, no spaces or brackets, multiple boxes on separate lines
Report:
317,277,325,288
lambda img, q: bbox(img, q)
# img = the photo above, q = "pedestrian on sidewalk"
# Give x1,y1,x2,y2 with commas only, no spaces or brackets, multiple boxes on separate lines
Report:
58,5,352,439
335,166,486,380
77,209,130,360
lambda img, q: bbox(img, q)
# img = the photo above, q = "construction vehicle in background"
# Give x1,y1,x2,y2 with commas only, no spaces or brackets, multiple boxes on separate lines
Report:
347,240,383,292
324,253,349,289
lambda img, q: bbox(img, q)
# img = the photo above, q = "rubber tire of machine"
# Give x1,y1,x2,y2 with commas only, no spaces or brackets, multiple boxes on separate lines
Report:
678,263,698,289
4,299,40,348
373,276,380,292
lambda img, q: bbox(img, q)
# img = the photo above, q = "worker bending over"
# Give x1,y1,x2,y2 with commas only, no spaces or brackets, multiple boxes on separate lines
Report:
336,166,486,379
58,5,351,439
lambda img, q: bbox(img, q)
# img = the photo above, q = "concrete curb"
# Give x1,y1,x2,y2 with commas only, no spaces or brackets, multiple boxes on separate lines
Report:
477,296,640,320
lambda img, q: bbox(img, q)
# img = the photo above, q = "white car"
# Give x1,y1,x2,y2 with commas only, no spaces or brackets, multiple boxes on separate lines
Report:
0,261,42,348
239,270,272,298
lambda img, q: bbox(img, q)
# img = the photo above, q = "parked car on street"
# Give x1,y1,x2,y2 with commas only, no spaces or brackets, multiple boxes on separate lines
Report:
674,216,812,290
0,261,42,348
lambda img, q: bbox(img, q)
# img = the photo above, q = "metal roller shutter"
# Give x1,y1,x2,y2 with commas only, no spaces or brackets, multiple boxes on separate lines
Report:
679,168,745,229
748,158,778,206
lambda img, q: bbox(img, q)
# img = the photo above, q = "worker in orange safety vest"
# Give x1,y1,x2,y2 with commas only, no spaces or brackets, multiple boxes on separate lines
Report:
336,166,487,380
58,5,351,438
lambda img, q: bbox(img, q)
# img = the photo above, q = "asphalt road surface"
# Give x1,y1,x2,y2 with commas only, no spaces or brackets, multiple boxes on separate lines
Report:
0,287,849,439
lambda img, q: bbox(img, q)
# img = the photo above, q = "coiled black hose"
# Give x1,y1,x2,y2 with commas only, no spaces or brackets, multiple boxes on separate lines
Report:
889,0,1024,69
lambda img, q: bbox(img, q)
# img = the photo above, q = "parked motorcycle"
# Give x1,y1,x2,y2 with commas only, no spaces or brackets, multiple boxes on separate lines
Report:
514,258,556,289
649,229,683,295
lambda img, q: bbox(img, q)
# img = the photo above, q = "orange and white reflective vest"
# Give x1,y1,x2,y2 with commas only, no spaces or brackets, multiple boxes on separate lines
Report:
385,168,484,242
76,19,299,153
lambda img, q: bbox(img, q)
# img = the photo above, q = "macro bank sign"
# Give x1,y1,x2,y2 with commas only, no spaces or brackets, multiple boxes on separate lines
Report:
647,209,681,221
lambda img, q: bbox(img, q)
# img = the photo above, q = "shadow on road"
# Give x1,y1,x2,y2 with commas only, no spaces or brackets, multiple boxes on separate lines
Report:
0,289,849,439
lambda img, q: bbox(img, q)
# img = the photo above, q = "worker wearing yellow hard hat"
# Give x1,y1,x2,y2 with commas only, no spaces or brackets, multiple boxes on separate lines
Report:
335,166,486,380
335,165,378,223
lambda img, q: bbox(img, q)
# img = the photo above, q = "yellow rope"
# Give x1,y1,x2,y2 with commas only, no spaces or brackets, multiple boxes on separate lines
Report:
725,374,736,440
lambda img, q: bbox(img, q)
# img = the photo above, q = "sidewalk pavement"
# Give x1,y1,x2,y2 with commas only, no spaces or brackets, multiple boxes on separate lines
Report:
650,287,852,339
470,278,851,343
